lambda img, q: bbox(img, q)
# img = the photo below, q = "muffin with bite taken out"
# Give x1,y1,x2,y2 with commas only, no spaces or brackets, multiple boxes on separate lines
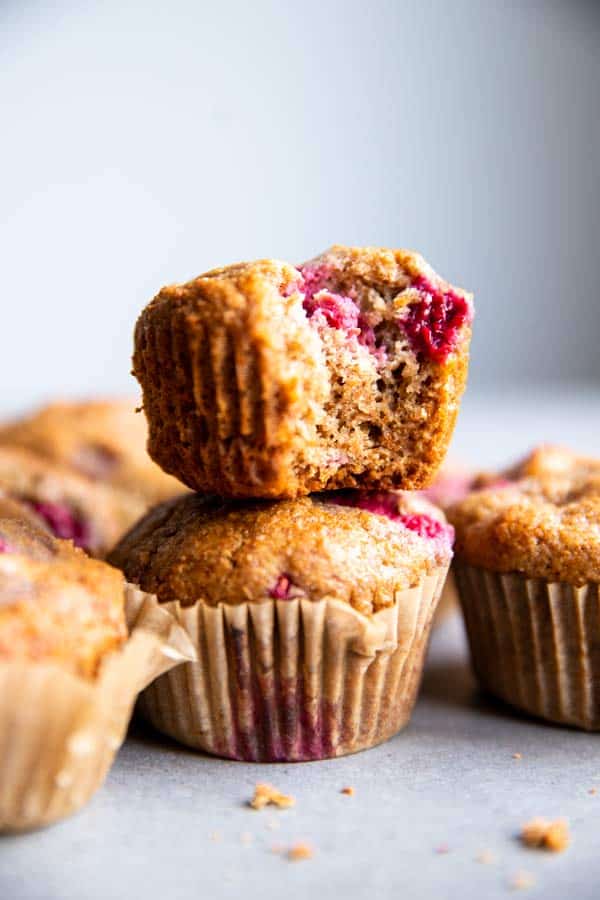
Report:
133,245,473,499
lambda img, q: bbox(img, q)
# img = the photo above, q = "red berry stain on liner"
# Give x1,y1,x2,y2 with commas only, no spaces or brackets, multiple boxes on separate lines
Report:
401,275,472,363
24,500,93,551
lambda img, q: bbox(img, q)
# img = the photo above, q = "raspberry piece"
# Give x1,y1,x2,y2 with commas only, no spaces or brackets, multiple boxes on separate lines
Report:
303,291,360,333
285,264,387,362
0,537,11,553
25,500,92,551
297,265,360,333
331,491,401,520
297,264,334,303
398,513,454,543
327,492,454,544
401,276,472,363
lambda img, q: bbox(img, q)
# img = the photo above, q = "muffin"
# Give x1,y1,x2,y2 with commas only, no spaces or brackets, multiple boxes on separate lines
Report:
448,446,600,730
133,245,473,499
500,443,579,484
110,490,452,761
0,399,183,506
0,519,195,831
0,445,147,557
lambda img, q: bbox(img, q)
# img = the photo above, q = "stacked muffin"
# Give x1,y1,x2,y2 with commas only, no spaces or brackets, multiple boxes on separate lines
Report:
112,244,474,761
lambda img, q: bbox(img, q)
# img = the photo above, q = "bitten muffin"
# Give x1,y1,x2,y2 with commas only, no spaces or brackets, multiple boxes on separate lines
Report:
448,446,600,730
110,490,452,761
133,245,473,498
0,446,146,557
0,512,195,831
0,399,183,506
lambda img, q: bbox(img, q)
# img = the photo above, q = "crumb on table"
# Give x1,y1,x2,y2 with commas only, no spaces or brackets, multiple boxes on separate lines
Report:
249,783,295,811
510,870,535,891
512,753,522,760
287,842,314,861
341,786,355,796
520,817,570,852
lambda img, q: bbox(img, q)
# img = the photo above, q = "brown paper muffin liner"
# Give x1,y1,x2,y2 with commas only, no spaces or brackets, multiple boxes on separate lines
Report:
139,306,295,497
137,566,448,762
454,562,600,730
0,585,196,832
433,569,459,624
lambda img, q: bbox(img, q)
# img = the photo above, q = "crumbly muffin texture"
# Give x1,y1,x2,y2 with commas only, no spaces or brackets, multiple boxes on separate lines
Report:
110,490,452,617
0,446,146,557
0,399,184,506
448,446,600,584
0,525,127,678
134,245,473,498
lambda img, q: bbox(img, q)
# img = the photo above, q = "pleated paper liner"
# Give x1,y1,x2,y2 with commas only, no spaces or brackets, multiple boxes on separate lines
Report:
138,565,449,762
433,569,459,624
139,304,313,497
454,562,600,730
0,585,195,833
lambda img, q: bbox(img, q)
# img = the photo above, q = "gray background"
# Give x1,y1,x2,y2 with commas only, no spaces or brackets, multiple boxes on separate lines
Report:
1,0,599,414
2,5,600,898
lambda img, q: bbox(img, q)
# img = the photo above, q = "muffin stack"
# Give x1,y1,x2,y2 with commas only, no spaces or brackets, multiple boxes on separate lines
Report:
111,244,475,761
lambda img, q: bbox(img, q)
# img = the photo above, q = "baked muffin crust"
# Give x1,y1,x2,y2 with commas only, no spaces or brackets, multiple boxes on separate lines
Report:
110,491,452,617
0,494,56,559
0,445,146,557
0,399,183,506
448,446,600,584
0,526,127,678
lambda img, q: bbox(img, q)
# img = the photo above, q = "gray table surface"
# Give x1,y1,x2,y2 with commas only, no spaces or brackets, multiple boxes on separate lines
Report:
2,384,599,899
